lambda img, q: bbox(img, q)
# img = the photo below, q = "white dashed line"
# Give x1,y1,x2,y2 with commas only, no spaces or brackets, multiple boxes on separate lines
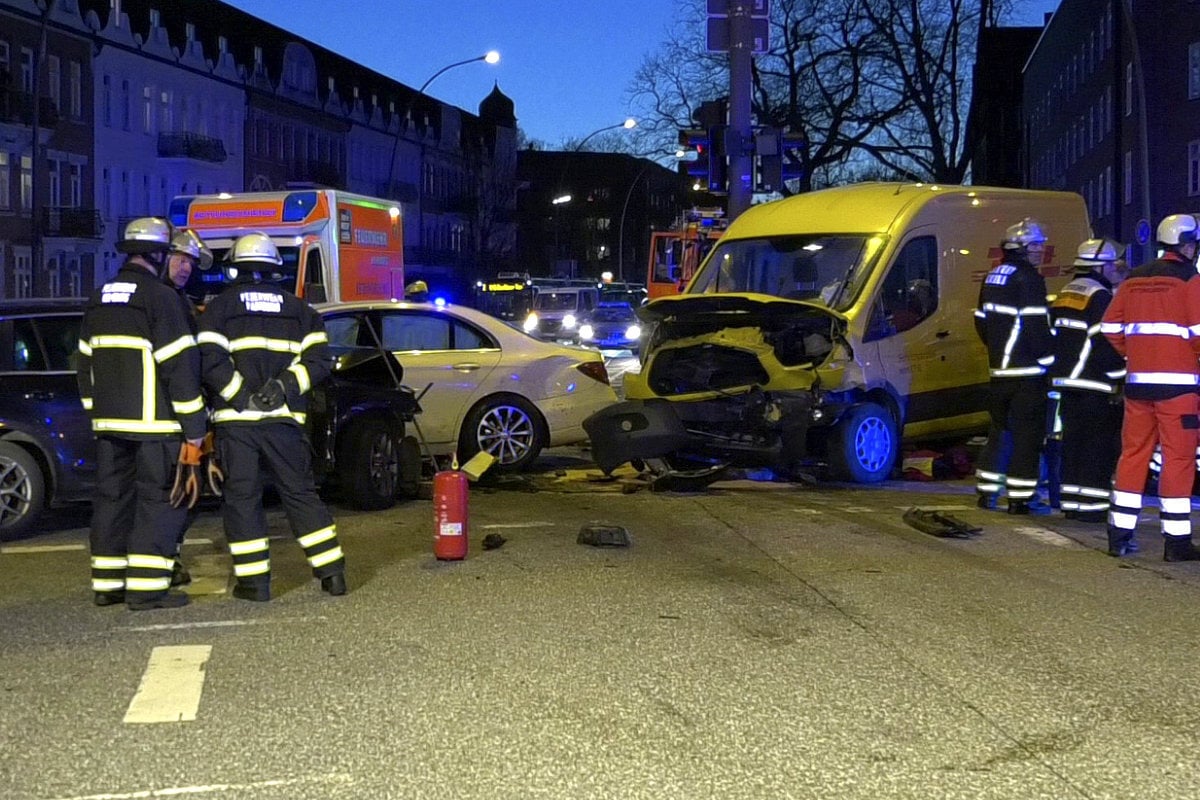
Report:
123,645,211,724
124,618,324,632
891,504,973,512
1012,526,1080,548
47,773,353,800
480,522,556,529
0,543,86,553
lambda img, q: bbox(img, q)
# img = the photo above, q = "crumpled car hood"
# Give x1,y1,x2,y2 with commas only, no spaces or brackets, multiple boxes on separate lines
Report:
637,292,847,334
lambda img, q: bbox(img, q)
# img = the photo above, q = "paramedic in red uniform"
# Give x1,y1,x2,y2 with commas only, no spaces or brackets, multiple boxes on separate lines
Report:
1101,214,1200,560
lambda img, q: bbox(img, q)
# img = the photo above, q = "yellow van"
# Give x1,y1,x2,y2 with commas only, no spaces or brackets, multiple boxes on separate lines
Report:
584,182,1092,483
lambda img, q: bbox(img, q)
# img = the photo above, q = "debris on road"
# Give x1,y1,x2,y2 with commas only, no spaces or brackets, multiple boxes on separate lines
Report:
577,523,631,548
482,533,507,551
902,507,982,538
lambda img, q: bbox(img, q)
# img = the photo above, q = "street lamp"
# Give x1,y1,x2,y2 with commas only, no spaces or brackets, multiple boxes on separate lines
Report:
573,117,637,152
418,50,501,94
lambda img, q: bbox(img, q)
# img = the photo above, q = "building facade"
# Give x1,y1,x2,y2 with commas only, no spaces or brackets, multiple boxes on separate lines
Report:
1024,0,1200,266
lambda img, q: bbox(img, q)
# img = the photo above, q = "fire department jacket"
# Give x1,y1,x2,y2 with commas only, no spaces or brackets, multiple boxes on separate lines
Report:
973,256,1055,378
1048,272,1126,394
1100,252,1200,401
76,263,207,441
197,276,331,427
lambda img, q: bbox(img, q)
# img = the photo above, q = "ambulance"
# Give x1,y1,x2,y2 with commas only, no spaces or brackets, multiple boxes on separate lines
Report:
168,189,404,303
585,182,1093,484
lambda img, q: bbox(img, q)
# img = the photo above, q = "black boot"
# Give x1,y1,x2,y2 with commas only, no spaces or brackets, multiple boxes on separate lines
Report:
1164,536,1200,562
1008,499,1052,516
320,573,347,596
232,583,270,602
94,591,125,607
170,560,192,587
127,591,190,610
977,494,997,510
1107,527,1138,557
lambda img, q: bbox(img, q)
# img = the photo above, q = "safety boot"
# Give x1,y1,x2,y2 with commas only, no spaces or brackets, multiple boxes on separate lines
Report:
232,583,270,602
127,591,190,611
320,573,347,596
1007,499,1053,516
94,591,125,607
1106,527,1138,557
976,494,998,510
1163,536,1200,562
170,560,192,587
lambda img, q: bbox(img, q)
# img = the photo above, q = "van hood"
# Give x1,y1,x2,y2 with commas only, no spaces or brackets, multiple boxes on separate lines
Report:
638,292,847,332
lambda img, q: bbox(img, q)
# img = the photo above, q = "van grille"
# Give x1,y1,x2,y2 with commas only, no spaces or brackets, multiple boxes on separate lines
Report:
646,344,770,396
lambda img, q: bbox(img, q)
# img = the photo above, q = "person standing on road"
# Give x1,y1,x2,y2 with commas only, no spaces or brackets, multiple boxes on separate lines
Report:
77,218,206,610
1049,238,1129,523
197,232,347,601
973,218,1056,515
1101,214,1200,560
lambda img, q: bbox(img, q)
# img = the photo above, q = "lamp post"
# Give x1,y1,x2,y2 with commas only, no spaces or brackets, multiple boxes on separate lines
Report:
572,117,637,153
616,162,655,283
554,119,636,276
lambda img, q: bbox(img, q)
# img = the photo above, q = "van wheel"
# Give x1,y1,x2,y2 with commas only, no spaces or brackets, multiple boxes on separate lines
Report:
459,395,545,473
341,419,400,510
827,402,898,483
0,441,46,540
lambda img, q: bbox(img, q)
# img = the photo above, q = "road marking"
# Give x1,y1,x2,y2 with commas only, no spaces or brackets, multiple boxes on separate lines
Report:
124,618,324,632
480,522,556,529
891,504,973,512
47,773,352,800
1012,526,1079,548
123,645,211,724
0,543,86,553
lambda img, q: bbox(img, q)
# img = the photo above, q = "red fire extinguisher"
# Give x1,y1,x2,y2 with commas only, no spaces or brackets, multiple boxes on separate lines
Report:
433,468,468,561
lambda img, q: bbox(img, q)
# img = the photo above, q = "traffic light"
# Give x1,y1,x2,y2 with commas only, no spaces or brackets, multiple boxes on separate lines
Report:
678,129,709,185
707,124,728,194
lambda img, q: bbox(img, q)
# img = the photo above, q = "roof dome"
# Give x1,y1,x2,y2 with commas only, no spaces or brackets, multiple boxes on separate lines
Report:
479,82,515,127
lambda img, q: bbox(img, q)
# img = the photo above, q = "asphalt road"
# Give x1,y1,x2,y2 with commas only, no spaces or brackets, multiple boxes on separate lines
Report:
3,456,1200,799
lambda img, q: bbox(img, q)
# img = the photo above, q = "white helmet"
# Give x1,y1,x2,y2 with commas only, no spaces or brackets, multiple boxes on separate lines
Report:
116,217,173,255
1073,237,1125,268
170,229,214,271
229,232,283,267
1002,218,1048,250
1157,214,1199,247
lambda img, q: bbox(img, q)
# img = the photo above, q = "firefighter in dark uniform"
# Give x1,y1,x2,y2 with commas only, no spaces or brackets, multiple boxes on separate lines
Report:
1048,238,1128,523
1101,214,1200,560
197,232,347,600
973,218,1056,514
165,228,214,586
77,218,206,609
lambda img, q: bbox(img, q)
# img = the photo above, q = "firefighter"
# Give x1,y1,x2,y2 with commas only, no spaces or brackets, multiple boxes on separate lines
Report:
973,218,1056,514
1049,238,1128,523
77,217,206,609
1101,214,1200,560
197,232,347,600
164,228,215,587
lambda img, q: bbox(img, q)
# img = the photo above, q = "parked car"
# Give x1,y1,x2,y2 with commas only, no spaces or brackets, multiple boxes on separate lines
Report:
577,301,643,353
316,300,619,471
0,300,421,539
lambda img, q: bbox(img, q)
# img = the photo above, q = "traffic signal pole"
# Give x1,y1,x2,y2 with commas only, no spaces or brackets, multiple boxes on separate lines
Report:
726,2,754,221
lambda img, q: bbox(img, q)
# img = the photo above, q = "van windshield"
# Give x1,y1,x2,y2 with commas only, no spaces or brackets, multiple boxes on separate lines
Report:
533,292,581,312
687,234,886,312
185,245,301,304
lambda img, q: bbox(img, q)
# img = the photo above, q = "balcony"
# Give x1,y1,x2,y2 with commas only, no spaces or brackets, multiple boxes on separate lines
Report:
42,207,103,239
0,89,59,127
157,132,228,163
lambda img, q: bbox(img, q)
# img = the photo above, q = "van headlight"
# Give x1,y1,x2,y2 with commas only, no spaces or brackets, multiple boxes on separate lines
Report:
579,324,595,340
625,325,641,340
563,314,577,330
523,313,539,332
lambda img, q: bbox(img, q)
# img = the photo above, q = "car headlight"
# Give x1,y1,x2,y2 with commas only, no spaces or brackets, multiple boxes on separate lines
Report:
579,324,595,340
523,313,539,332
625,325,641,340
563,314,577,330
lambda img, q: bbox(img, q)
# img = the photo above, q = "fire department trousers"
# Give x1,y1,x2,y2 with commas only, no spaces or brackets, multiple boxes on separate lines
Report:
1059,391,1123,514
1110,393,1200,539
975,377,1047,502
90,436,188,601
217,423,344,589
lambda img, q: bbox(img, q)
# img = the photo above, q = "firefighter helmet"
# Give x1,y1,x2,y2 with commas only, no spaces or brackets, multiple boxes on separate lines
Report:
1073,238,1125,268
170,229,214,271
229,232,283,267
1002,218,1048,250
1157,214,1199,247
116,217,173,255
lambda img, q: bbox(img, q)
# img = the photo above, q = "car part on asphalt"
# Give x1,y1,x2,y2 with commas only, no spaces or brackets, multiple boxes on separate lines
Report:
902,508,982,538
482,532,507,550
577,523,631,547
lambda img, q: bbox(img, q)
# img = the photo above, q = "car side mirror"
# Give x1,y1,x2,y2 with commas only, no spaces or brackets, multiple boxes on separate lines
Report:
305,284,327,304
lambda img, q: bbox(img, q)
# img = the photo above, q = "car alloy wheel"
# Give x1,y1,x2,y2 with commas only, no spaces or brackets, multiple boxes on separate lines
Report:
476,403,537,467
0,441,45,539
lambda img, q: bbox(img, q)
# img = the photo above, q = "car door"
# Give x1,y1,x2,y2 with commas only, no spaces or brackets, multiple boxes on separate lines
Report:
372,309,503,447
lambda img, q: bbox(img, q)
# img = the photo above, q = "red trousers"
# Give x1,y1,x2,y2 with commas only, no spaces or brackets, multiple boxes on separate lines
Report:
1111,394,1200,537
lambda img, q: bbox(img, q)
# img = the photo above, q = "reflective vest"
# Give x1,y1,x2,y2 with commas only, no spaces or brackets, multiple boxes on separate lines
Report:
973,257,1055,378
1048,273,1125,394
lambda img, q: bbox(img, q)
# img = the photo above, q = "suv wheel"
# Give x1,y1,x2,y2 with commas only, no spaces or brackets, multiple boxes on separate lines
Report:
0,442,46,540
341,419,400,510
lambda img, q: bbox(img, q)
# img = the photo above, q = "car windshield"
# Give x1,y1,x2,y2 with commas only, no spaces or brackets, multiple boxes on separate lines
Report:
534,292,581,312
687,234,886,312
590,304,634,322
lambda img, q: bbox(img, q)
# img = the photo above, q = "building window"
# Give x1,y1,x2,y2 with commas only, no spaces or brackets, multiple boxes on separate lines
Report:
65,256,80,298
142,85,153,134
19,47,33,93
14,251,32,299
102,74,112,126
47,254,60,298
1125,63,1133,116
0,152,8,210
69,164,81,208
0,41,8,77
20,155,32,210
121,171,130,216
159,89,172,132
47,55,60,110
1106,86,1113,133
1190,141,1200,197
1190,43,1200,101
48,159,61,207
121,79,131,130
1104,166,1113,217
69,60,81,118
1124,150,1133,205
101,167,110,217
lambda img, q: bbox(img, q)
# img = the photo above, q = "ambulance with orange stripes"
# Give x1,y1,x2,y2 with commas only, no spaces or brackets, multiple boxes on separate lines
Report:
168,188,404,304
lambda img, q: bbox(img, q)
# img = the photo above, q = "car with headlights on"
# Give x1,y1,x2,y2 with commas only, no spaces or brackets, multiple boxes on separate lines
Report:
577,301,643,353
520,284,599,342
317,300,618,472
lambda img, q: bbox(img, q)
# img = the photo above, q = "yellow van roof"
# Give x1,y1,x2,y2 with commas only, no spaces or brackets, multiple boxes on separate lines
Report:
729,182,1079,238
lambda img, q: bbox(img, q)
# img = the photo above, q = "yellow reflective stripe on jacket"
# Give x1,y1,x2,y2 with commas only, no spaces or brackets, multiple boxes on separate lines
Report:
90,334,151,350
300,331,328,351
219,372,244,401
77,339,92,355
80,397,93,410
93,419,183,434
154,334,196,363
287,363,311,394
172,395,205,415
229,336,301,354
212,408,306,424
197,330,231,350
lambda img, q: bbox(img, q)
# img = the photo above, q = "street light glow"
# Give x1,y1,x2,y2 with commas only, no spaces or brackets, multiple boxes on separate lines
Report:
552,194,572,205
484,50,501,65
623,118,637,130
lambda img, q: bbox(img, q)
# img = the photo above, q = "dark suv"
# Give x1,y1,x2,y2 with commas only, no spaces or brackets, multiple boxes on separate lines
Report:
0,300,421,539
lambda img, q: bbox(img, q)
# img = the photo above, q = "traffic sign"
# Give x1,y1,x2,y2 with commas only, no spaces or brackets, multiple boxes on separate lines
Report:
1136,218,1151,245
706,16,769,52
706,0,769,16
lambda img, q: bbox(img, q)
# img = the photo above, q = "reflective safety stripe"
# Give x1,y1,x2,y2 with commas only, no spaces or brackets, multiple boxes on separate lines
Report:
1163,519,1192,536
93,578,125,591
219,372,244,401
1078,486,1111,499
1076,501,1109,512
229,336,302,354
81,397,93,410
173,396,205,415
126,576,171,592
288,363,311,394
298,525,336,549
213,408,306,425
1127,372,1200,385
1037,355,1055,366
228,538,269,556
992,366,1045,377
1112,490,1142,507
1054,318,1088,330
300,331,328,351
310,546,344,568
93,419,183,434
154,334,196,363
1124,322,1192,338
1110,510,1139,530
128,554,174,571
1051,377,1115,393
234,560,270,577
92,555,128,569
198,331,231,350
90,334,151,350
1107,368,1127,378
78,339,92,355
1008,477,1038,488
976,469,1005,482
1161,497,1192,514
1098,322,1123,334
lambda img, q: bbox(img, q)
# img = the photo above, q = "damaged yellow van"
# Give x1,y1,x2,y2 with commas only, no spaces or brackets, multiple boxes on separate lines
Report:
584,182,1091,483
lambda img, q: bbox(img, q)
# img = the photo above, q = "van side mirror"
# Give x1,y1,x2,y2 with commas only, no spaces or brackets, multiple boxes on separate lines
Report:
669,266,682,281
305,284,327,304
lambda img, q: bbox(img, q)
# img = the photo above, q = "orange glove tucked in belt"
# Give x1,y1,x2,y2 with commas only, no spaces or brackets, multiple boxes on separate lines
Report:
169,441,204,509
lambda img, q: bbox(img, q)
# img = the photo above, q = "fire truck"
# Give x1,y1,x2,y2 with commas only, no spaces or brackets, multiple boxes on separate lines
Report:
168,188,404,304
645,208,727,300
